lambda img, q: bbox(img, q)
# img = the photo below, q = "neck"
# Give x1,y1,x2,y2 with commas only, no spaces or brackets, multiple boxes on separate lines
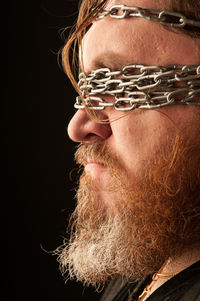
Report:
140,246,200,301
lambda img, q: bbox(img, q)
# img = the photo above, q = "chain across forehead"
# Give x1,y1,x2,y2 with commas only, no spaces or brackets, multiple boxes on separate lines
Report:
74,5,200,111
97,4,200,29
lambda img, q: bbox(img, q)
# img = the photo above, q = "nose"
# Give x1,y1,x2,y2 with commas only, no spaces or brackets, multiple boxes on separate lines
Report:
67,108,112,143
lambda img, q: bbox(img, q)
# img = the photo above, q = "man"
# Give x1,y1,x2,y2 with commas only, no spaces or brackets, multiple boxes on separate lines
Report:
56,0,200,300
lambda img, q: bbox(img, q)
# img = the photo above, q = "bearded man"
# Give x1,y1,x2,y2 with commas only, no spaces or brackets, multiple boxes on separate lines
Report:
56,0,200,300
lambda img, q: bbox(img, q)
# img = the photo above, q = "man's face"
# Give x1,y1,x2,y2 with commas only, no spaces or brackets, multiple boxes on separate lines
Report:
60,0,200,287
68,0,199,186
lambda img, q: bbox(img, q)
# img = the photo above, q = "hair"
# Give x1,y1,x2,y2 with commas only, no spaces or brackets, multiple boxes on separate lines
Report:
61,0,200,100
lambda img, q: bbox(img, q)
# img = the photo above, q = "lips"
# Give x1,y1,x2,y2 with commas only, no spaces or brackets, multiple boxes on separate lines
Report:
85,159,106,175
86,159,105,165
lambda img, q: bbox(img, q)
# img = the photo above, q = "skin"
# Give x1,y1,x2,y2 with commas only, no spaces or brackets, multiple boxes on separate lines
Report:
68,0,199,179
142,247,200,300
67,0,200,295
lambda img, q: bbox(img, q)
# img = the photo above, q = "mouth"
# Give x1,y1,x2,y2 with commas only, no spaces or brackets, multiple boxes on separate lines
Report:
85,159,106,175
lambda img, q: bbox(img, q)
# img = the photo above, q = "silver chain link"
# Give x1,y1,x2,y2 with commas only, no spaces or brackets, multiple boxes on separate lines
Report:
97,4,200,29
75,65,200,111
74,5,200,111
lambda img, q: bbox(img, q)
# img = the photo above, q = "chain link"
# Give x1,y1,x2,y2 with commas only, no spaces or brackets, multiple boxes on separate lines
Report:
97,5,200,29
75,65,200,111
74,5,200,111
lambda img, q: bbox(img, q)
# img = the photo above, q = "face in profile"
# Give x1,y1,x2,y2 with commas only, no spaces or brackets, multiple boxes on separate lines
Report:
57,0,200,288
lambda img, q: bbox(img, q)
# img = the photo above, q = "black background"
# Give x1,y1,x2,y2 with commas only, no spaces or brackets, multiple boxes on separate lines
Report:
3,1,103,300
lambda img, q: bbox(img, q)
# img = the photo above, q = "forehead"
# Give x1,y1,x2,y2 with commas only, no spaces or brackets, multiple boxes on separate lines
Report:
82,1,199,73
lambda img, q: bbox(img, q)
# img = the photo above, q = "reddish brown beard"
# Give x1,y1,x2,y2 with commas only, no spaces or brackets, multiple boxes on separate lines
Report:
57,134,200,288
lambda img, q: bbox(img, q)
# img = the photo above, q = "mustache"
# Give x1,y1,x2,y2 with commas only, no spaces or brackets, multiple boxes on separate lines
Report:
74,142,124,172
75,143,111,166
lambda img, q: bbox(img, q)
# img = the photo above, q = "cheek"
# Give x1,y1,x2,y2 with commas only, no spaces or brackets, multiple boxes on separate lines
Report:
110,110,176,173
111,112,157,164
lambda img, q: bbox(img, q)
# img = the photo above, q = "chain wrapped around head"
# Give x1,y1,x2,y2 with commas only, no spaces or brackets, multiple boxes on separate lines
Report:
97,4,200,29
75,64,200,111
74,5,200,111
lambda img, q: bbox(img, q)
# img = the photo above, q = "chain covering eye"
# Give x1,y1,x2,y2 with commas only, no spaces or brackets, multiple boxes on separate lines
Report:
75,65,200,111
74,5,200,111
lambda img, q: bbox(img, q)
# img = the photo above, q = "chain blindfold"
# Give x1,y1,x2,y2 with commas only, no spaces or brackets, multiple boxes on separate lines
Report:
75,5,200,111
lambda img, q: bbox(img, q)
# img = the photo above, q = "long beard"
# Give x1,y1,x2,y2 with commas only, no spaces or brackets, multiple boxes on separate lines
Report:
57,134,200,288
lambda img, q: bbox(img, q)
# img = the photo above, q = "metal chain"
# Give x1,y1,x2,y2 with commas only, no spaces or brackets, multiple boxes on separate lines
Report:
75,65,200,111
97,5,200,29
74,5,200,111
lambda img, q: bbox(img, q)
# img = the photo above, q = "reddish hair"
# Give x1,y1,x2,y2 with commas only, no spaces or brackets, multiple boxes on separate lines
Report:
61,0,200,101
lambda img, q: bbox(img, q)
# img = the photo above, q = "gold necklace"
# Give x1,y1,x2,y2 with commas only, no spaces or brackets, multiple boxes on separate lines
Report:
138,259,177,301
